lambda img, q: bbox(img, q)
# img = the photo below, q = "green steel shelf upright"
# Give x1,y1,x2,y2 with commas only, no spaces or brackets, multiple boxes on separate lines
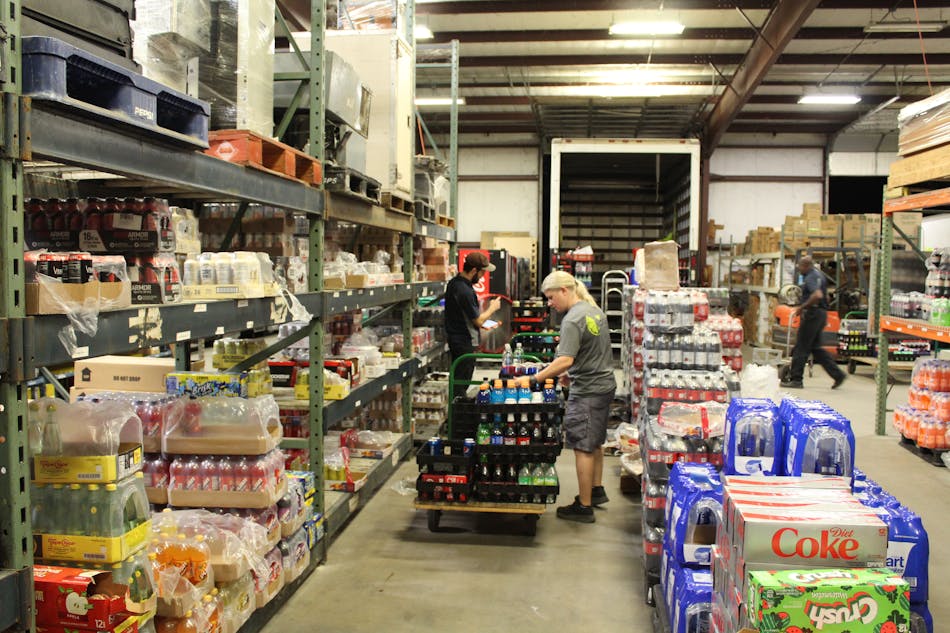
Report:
0,0,34,630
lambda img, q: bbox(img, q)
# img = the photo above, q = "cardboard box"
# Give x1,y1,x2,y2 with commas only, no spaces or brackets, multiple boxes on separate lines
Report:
893,211,923,246
34,521,152,564
181,281,280,301
33,565,128,630
748,568,909,633
75,356,175,393
27,281,131,315
802,202,823,218
254,574,284,609
32,444,143,484
37,616,139,633
163,425,281,457
164,371,249,398
166,477,286,509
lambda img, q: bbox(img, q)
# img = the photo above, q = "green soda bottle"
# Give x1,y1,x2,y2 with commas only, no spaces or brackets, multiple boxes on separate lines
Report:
86,484,102,537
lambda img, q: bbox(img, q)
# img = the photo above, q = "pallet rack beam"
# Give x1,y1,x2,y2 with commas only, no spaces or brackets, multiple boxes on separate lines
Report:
874,210,895,436
28,108,326,217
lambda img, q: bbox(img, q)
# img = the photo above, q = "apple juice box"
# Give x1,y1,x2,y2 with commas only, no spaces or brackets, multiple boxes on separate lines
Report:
748,567,911,633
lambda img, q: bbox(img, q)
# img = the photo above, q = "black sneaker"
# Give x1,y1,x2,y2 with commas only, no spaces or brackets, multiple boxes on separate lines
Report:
780,380,804,389
557,499,595,523
592,486,609,506
832,375,846,390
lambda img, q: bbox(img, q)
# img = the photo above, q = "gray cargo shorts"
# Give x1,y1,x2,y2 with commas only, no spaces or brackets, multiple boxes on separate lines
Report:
563,390,616,452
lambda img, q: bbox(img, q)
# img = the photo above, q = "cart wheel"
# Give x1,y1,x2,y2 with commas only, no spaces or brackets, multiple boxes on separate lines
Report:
848,360,856,375
524,514,540,536
427,509,441,532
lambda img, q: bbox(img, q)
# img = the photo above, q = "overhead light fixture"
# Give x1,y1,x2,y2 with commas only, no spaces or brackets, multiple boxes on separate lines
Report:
414,25,434,40
798,95,862,105
415,97,466,106
864,21,946,33
608,21,685,36
563,85,668,98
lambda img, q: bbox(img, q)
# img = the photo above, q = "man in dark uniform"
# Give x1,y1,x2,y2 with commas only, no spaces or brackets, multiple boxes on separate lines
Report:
444,252,501,399
781,256,847,389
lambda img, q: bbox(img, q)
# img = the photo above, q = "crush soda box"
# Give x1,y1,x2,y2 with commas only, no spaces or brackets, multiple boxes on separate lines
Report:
748,568,910,633
735,507,888,567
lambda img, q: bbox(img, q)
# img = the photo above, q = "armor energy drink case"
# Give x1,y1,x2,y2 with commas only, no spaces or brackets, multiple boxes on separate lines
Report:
748,567,910,633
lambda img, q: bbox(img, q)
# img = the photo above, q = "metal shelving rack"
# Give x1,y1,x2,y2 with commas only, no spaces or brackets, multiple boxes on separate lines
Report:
873,187,944,436
0,1,461,631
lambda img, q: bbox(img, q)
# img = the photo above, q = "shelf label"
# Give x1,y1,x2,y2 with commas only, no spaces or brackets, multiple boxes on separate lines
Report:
246,321,254,329
348,496,359,513
176,330,191,342
333,292,340,298
347,291,353,297
421,225,428,236
354,400,362,408
193,304,207,313
382,385,388,391
369,290,375,296
215,326,225,336
237,300,249,308
71,346,89,359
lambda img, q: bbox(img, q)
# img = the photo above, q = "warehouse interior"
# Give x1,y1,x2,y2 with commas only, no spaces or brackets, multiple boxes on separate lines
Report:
3,2,950,633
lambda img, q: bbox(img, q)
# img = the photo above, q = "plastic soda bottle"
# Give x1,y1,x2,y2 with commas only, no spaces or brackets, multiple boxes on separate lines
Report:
518,464,532,485
543,379,557,403
504,380,518,404
476,381,491,405
490,380,505,405
199,456,220,491
532,463,545,486
476,415,490,445
234,457,251,492
42,403,62,456
85,484,102,537
544,463,558,487
518,378,531,404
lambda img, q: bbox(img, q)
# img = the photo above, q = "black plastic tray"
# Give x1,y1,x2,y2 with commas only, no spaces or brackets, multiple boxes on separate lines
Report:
416,440,475,475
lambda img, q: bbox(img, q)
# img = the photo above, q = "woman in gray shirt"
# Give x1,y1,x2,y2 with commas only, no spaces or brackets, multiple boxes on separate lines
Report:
530,271,616,523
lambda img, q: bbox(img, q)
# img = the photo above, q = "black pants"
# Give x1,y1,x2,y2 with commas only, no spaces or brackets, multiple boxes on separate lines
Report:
789,308,844,382
449,340,476,400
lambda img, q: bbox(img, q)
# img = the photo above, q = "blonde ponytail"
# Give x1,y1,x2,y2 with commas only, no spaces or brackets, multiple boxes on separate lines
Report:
541,270,598,307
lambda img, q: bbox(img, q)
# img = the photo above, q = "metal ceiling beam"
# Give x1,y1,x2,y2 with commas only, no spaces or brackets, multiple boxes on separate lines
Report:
428,27,945,45
417,1,898,14
703,0,821,156
418,94,916,107
727,123,843,134
457,53,950,68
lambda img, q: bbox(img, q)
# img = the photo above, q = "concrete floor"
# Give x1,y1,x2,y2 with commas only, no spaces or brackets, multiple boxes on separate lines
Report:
261,367,948,632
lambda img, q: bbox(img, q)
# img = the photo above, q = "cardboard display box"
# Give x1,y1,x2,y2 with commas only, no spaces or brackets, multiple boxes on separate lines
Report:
27,280,131,315
34,566,128,630
166,477,287,510
32,444,143,484
34,521,152,564
74,356,176,393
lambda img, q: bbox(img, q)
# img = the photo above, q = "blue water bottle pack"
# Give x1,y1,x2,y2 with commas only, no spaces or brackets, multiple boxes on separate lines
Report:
664,462,722,567
782,401,855,477
672,567,713,633
724,398,783,476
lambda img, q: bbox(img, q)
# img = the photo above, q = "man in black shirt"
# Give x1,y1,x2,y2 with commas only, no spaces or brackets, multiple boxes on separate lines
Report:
781,256,846,389
445,252,501,398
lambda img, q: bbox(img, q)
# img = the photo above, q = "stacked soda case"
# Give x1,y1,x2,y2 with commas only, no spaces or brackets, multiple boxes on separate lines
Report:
706,314,744,372
449,378,563,505
894,358,950,452
28,398,152,564
712,475,912,633
659,463,721,633
416,439,476,503
25,197,175,253
148,508,280,633
837,318,876,358
640,403,727,604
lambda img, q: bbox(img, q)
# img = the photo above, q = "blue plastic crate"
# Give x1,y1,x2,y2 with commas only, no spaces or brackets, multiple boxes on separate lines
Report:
23,36,209,147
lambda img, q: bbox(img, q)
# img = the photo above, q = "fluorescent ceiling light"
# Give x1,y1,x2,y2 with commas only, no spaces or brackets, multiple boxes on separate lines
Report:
609,21,685,36
414,25,434,39
415,97,466,106
864,21,946,33
798,95,862,105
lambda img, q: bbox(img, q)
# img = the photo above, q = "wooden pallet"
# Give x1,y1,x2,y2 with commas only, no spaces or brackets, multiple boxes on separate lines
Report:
323,166,382,203
436,215,456,229
414,200,436,222
887,142,950,189
205,130,322,186
381,191,413,214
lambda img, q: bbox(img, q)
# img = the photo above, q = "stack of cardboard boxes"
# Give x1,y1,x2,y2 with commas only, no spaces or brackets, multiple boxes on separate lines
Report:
781,203,839,252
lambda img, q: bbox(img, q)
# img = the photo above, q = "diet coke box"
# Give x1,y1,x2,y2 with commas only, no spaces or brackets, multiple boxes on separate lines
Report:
735,507,888,568
722,474,851,490
724,489,863,542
